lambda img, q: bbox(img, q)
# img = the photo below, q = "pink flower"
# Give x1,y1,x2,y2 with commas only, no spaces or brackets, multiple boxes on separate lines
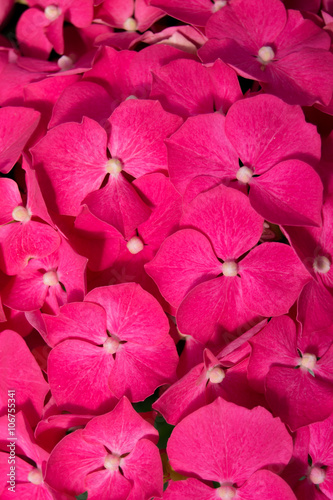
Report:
200,0,333,106
165,398,296,499
45,397,163,500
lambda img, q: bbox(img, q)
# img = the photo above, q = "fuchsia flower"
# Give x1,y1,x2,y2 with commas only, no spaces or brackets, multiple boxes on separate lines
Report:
95,0,164,33
167,93,323,227
148,0,228,26
248,315,333,430
146,183,311,345
45,397,163,500
200,0,333,106
165,398,296,499
0,330,49,428
44,283,178,413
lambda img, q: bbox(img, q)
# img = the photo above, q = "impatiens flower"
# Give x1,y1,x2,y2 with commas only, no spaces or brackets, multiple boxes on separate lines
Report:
146,183,311,345
248,315,333,430
0,330,49,427
283,412,333,499
44,283,178,413
200,0,333,106
1,236,87,313
45,397,163,500
167,93,323,227
0,106,40,173
150,58,242,117
165,398,296,499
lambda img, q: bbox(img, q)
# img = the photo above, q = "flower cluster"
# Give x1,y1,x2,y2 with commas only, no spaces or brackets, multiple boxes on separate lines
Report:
0,0,332,499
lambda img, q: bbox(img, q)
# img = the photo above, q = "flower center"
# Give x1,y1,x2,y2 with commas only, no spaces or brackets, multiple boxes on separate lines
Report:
217,484,236,499
43,270,59,287
298,353,317,371
127,236,144,254
125,95,138,100
313,256,331,274
103,335,120,354
309,466,326,485
236,166,253,184
212,1,227,12
28,468,43,485
104,453,121,472
123,17,137,31
257,46,275,64
57,55,74,71
106,158,123,177
44,5,62,21
222,261,238,277
12,206,31,223
207,366,225,384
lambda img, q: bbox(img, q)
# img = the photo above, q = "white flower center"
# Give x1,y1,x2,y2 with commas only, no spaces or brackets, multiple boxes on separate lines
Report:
106,158,123,177
103,335,120,354
222,261,238,277
43,270,59,287
44,5,62,21
212,1,227,12
127,236,144,254
28,468,43,485
309,466,326,485
125,95,138,100
12,206,31,223
313,256,331,274
257,46,275,64
236,166,253,184
217,484,236,499
299,353,317,371
57,55,74,71
207,366,225,384
123,17,137,31
104,454,120,472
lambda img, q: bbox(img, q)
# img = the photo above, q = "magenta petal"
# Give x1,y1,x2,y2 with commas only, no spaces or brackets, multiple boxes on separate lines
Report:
297,280,333,333
48,340,117,414
181,183,264,260
166,113,238,195
167,398,292,485
84,173,151,238
163,478,217,500
42,301,107,347
0,106,40,173
85,283,169,344
266,365,333,430
49,81,113,129
109,334,178,402
32,117,108,215
225,94,321,173
177,276,261,345
250,160,323,226
0,221,61,276
145,229,221,308
85,469,130,500
0,330,49,427
83,397,159,453
248,316,297,393
45,429,106,496
122,439,163,500
238,470,297,500
0,178,22,224
108,99,182,178
239,242,311,317
153,363,207,425
16,8,52,59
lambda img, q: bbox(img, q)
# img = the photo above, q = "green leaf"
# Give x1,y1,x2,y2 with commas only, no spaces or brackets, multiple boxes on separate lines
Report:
76,492,88,500
154,415,174,450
